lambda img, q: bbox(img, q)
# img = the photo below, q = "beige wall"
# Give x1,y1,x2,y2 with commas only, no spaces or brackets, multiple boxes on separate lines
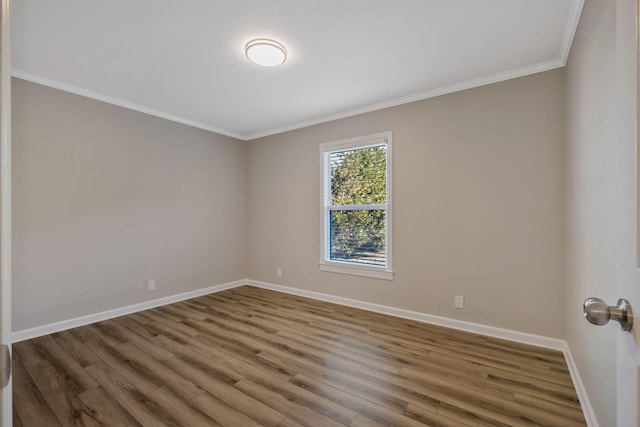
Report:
12,78,247,331
14,69,567,339
247,70,566,338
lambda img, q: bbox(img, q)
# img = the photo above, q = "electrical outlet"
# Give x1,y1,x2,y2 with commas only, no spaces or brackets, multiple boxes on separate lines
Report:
276,268,282,278
148,280,156,291
455,295,464,309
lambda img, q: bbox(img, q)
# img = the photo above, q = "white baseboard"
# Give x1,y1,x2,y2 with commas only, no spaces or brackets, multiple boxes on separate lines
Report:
11,277,597,426
561,342,599,427
246,279,598,427
247,280,565,350
11,279,248,343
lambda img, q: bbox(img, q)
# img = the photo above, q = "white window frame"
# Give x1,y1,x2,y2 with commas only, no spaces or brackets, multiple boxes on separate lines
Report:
319,131,394,280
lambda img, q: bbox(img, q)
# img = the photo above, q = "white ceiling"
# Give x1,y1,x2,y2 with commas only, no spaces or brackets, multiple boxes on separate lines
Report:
11,0,583,140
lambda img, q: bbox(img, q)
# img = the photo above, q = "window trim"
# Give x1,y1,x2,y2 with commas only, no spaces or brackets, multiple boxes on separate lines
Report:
318,131,394,281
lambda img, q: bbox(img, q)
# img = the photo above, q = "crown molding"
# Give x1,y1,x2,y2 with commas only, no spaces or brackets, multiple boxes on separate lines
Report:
13,0,583,144
559,0,585,65
13,56,569,142
245,0,584,142
244,58,566,140
11,70,246,140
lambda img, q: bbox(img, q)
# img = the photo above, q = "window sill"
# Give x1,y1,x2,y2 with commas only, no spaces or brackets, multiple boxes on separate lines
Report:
319,262,395,281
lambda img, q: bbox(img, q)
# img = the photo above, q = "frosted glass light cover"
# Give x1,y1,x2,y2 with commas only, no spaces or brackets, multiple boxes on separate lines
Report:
245,39,287,67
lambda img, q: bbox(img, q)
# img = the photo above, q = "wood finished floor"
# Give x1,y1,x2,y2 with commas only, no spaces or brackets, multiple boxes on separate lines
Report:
13,286,586,427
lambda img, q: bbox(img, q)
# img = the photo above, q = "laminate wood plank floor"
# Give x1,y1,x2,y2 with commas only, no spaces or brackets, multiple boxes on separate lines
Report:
13,286,586,426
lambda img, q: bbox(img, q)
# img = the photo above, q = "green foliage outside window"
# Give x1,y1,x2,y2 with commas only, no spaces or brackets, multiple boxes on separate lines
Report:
330,145,386,265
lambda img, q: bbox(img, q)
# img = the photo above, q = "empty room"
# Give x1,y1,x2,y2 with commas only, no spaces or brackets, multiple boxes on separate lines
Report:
1,0,639,426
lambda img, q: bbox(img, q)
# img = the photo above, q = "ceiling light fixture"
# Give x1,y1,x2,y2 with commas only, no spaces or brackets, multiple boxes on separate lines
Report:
245,38,287,67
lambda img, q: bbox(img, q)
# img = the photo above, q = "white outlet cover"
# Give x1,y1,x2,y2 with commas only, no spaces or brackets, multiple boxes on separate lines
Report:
455,295,464,309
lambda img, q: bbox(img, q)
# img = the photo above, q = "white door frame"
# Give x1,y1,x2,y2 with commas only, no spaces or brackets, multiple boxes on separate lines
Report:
1,0,12,424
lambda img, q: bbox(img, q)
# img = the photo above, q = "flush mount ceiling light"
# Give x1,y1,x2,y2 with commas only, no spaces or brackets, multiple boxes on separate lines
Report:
245,38,287,67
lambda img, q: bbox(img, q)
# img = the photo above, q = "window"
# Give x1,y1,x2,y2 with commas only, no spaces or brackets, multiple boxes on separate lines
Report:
319,132,393,280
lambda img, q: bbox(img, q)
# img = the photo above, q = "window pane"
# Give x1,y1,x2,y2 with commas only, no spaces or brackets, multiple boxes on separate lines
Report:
330,209,385,266
330,146,386,206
